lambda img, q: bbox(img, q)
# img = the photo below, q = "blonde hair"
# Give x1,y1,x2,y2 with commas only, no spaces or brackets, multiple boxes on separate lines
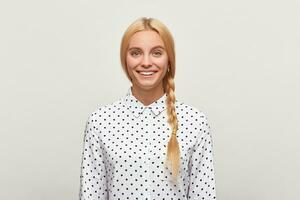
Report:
120,17,180,183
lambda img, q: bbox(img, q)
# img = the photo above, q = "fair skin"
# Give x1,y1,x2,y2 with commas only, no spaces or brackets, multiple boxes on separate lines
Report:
126,30,169,106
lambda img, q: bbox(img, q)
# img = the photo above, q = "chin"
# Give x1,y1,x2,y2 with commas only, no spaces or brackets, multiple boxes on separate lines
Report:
134,79,161,89
137,82,157,89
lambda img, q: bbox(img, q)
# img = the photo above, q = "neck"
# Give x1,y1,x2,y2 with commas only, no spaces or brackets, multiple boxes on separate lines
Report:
131,83,165,106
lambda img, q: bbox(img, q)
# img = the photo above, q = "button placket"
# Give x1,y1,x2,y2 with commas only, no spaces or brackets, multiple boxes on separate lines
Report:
143,107,153,198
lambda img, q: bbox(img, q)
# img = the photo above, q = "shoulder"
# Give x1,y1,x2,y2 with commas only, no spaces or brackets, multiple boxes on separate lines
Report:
173,100,213,150
175,99,211,136
175,99,209,122
175,100,212,145
86,96,125,122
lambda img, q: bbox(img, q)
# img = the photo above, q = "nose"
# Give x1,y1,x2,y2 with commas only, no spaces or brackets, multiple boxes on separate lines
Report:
141,54,152,67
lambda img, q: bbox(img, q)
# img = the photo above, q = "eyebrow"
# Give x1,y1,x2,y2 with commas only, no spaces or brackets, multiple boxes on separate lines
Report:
128,45,165,51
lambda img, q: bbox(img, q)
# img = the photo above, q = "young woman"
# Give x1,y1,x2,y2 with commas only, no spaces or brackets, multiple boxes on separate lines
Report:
79,17,217,200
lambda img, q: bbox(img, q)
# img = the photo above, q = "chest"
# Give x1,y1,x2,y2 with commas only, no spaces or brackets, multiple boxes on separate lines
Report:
97,107,198,182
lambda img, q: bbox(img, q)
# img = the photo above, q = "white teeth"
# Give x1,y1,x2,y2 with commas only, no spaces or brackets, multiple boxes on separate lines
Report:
139,71,155,75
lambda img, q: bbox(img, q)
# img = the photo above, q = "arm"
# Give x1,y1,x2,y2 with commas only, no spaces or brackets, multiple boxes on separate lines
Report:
79,113,108,200
187,113,217,199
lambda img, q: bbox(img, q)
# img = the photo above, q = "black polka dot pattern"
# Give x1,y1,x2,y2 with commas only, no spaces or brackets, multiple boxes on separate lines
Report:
79,86,217,200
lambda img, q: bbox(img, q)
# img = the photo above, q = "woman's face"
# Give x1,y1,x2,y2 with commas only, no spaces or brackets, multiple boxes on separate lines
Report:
126,30,169,91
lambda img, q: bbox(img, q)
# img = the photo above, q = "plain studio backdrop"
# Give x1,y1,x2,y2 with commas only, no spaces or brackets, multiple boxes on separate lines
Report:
0,0,299,199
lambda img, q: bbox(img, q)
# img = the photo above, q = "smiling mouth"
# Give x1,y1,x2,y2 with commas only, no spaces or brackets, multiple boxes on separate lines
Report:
136,70,158,76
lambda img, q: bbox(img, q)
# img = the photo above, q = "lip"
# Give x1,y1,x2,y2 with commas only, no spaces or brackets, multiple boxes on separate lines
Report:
136,70,158,77
136,70,158,72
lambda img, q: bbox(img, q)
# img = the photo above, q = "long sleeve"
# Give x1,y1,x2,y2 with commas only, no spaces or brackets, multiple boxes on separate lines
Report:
187,114,217,199
79,113,108,200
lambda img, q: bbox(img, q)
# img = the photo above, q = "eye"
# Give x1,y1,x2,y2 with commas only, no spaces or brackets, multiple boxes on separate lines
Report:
153,51,162,57
130,51,141,57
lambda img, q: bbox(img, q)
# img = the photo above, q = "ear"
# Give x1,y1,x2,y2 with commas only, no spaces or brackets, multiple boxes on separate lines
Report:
167,64,171,72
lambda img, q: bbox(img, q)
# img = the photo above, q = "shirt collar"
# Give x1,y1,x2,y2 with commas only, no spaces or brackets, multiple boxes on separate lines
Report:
124,86,168,118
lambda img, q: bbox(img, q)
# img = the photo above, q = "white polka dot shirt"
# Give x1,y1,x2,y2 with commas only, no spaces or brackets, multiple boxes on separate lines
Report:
79,87,217,200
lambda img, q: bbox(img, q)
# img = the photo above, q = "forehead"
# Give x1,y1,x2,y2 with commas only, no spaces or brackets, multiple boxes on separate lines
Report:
128,30,165,48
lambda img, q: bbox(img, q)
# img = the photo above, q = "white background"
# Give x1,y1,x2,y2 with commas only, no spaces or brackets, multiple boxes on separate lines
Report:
0,0,299,199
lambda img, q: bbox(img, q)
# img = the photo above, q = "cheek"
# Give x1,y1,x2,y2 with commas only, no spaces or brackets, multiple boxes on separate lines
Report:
126,55,138,69
126,56,138,79
155,57,169,69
